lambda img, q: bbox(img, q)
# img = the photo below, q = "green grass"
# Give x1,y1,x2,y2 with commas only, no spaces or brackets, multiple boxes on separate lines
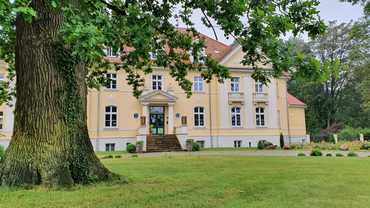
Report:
1,156,370,207
95,150,129,155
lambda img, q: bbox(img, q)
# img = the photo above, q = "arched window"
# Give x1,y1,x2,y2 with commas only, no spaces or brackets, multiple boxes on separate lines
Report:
231,107,241,127
256,107,265,127
105,106,118,128
194,107,205,127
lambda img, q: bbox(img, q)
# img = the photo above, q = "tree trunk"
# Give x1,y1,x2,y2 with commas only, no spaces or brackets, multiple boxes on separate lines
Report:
0,0,114,187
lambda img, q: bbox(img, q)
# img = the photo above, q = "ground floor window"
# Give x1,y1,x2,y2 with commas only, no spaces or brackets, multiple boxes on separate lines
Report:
197,141,205,148
0,111,3,129
106,143,115,151
234,140,242,148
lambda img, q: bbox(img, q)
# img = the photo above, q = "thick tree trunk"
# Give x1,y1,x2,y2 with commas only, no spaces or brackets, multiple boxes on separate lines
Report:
0,0,114,187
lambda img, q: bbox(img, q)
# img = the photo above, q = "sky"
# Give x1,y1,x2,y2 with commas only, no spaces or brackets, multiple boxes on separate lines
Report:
172,0,365,45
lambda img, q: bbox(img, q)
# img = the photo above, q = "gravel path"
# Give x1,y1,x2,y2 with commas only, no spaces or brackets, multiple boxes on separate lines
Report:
98,150,370,158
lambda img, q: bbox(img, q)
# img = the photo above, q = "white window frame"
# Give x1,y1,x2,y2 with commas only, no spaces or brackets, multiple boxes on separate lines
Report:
105,143,115,151
193,76,204,92
234,140,242,148
231,106,242,127
189,39,206,64
104,46,120,58
255,80,263,92
277,109,281,128
194,106,205,127
104,105,118,128
276,82,279,97
150,72,165,91
106,73,117,90
197,141,205,148
256,107,266,127
230,77,240,92
0,111,3,130
0,73,5,86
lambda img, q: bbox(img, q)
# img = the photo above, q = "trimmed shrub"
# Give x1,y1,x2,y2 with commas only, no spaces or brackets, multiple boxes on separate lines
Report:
115,155,122,158
280,133,284,149
192,142,200,151
297,153,306,156
336,153,343,157
326,153,332,156
131,154,138,157
263,142,273,148
107,155,113,158
0,145,4,159
257,140,264,150
310,149,323,156
126,144,136,153
368,155,370,157
329,133,335,144
347,152,358,157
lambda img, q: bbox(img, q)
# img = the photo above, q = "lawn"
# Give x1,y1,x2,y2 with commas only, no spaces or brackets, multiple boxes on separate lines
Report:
1,155,369,207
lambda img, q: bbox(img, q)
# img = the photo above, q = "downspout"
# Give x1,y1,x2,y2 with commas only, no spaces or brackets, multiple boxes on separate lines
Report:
285,77,291,144
96,90,100,151
209,82,213,148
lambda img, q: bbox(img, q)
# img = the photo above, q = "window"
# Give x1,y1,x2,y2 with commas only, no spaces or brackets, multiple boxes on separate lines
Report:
105,143,115,151
255,80,263,92
234,141,242,148
256,107,265,127
133,113,139,120
194,77,203,92
151,52,157,60
194,52,205,64
194,107,205,127
231,107,241,127
152,75,162,90
175,113,181,120
0,111,3,129
105,106,117,128
106,73,117,89
277,110,281,128
197,141,205,148
230,77,239,92
276,83,279,97
105,47,119,58
0,74,4,86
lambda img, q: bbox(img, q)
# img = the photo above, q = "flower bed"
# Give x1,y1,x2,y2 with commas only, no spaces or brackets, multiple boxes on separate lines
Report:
291,140,370,151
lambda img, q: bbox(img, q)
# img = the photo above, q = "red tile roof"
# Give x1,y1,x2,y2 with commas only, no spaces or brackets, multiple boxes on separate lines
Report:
287,93,306,106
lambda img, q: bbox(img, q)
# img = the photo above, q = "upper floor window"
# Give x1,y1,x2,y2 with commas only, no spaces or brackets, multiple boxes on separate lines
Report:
255,80,263,92
194,107,205,127
194,77,204,92
151,52,157,60
105,106,117,128
152,75,162,90
0,74,5,86
106,73,117,89
231,107,241,127
231,77,239,92
256,107,265,127
105,46,119,58
276,83,279,97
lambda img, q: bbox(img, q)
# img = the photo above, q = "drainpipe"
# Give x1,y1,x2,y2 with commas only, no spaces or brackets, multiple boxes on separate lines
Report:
209,82,213,148
285,77,291,144
96,90,100,151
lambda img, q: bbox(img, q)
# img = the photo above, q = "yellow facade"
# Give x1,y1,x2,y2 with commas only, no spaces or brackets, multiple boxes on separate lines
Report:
0,38,308,151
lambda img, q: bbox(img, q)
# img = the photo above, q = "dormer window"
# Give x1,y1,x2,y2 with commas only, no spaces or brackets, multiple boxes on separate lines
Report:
189,39,206,64
104,46,119,58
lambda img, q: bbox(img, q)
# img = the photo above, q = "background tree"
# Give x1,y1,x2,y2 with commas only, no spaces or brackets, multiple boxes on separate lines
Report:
0,0,327,187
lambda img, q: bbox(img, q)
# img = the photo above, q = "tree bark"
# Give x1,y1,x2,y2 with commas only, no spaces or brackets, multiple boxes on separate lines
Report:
0,0,114,187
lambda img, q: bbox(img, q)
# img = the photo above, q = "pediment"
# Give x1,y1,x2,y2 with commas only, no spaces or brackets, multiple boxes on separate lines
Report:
139,90,178,102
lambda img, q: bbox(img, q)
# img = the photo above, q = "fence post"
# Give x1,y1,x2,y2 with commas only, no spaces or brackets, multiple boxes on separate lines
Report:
334,134,338,143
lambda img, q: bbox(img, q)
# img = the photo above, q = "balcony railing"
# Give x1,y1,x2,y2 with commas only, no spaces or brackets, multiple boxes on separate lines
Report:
228,92,245,105
253,92,269,105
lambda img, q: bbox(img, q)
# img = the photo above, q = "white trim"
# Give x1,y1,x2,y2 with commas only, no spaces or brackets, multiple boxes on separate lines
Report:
104,105,119,128
220,79,229,128
189,39,206,64
230,76,240,92
255,107,266,127
219,44,242,65
254,79,263,92
230,105,242,127
150,72,165,91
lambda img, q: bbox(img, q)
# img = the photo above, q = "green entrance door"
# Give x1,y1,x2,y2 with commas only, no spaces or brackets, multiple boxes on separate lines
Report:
150,106,165,135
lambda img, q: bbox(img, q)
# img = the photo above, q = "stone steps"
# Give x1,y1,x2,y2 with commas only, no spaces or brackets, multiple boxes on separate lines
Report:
146,134,183,152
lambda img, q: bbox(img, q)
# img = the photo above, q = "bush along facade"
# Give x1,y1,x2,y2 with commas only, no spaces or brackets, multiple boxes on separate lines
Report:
280,133,284,149
192,142,200,151
126,144,136,153
310,149,323,156
257,141,264,150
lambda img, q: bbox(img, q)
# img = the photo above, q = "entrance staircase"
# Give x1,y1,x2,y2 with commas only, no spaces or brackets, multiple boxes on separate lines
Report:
146,134,183,152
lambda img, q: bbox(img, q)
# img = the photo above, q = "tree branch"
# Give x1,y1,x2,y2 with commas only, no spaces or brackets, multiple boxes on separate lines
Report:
201,10,218,41
99,0,127,16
